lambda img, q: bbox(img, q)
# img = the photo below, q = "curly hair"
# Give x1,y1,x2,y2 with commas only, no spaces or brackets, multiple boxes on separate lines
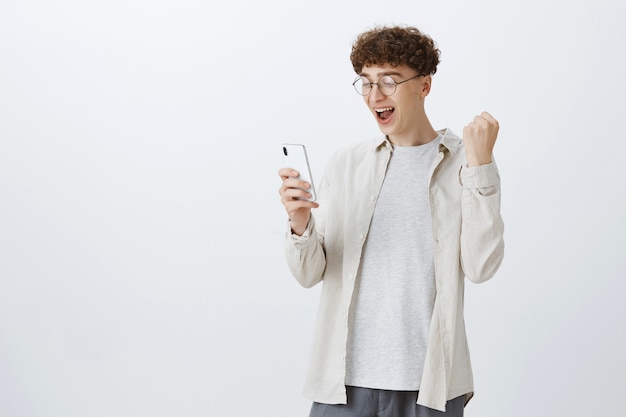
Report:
350,25,441,75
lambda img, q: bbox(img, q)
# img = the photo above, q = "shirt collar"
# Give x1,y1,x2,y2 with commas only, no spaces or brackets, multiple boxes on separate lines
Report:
372,128,462,155
438,128,461,156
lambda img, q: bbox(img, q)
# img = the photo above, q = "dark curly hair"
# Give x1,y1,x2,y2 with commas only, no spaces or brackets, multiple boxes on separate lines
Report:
350,25,440,75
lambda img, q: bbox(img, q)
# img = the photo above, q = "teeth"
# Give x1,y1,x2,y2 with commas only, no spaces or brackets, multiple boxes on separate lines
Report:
375,107,393,113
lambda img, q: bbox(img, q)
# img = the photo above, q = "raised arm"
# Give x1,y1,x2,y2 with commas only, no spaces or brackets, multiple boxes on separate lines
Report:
460,111,505,282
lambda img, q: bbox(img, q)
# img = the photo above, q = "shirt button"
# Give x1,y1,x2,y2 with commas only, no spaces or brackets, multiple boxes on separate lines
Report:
370,195,375,201
359,233,364,240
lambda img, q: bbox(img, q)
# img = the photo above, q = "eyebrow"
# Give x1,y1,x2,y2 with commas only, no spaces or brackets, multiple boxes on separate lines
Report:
359,70,403,78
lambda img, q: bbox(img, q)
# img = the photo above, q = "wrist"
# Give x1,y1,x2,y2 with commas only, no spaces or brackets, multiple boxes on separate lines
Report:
466,155,492,167
289,219,308,236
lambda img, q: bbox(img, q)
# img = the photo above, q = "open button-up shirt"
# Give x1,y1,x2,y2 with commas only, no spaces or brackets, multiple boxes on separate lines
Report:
284,129,505,412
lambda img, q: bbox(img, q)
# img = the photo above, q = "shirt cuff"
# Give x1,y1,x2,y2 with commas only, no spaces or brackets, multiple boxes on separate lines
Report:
286,216,315,244
460,162,500,188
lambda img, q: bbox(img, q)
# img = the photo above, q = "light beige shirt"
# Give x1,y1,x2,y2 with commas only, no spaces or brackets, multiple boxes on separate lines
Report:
284,128,505,412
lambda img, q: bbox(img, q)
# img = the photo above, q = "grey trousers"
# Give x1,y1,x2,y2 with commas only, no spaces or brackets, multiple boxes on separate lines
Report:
309,386,464,417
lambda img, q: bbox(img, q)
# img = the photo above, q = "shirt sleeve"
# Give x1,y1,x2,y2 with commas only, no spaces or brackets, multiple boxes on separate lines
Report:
284,208,327,289
459,161,505,283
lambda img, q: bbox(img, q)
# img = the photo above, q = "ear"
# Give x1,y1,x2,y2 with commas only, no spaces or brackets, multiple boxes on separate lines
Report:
421,75,432,97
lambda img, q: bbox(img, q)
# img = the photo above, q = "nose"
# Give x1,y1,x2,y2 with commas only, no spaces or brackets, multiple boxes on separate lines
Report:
370,83,387,100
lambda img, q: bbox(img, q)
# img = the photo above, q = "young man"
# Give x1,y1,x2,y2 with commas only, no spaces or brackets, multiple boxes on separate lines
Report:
278,25,504,417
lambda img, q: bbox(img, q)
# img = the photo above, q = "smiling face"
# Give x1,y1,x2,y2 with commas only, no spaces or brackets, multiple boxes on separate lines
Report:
360,63,432,143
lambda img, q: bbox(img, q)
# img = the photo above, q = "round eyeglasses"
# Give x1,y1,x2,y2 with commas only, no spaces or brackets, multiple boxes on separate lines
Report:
352,73,425,96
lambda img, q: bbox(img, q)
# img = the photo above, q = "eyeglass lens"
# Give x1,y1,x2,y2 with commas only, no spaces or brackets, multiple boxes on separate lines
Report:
353,76,398,96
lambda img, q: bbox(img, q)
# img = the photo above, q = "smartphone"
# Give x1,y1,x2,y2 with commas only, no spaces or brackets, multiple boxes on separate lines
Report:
281,143,317,202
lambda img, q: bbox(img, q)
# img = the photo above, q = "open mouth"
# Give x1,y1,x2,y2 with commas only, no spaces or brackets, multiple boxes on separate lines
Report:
375,107,394,121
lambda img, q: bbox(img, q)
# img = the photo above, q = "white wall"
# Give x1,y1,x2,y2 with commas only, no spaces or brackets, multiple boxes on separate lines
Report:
1,0,624,416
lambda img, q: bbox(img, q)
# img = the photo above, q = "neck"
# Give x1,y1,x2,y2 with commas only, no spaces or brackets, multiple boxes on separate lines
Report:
388,115,438,146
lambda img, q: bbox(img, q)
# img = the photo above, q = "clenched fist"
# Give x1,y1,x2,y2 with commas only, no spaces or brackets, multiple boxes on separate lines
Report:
463,111,499,167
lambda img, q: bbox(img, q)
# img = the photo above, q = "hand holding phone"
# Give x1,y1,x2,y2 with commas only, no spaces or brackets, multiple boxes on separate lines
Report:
278,143,319,235
281,143,317,202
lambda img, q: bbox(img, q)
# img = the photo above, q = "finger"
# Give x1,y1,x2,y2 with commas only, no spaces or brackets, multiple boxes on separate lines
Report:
282,200,319,216
281,186,314,201
279,179,311,196
284,199,319,209
278,167,300,179
280,177,311,193
464,120,482,134
474,115,489,125
479,111,495,121
478,111,499,127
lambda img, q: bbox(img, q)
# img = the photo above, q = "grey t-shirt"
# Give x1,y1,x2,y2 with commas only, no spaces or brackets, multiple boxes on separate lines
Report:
345,135,442,390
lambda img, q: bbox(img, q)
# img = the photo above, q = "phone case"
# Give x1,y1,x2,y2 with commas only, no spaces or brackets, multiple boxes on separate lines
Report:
282,143,317,202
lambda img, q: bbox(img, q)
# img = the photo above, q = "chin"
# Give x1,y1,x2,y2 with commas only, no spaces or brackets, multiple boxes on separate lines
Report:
377,124,394,136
